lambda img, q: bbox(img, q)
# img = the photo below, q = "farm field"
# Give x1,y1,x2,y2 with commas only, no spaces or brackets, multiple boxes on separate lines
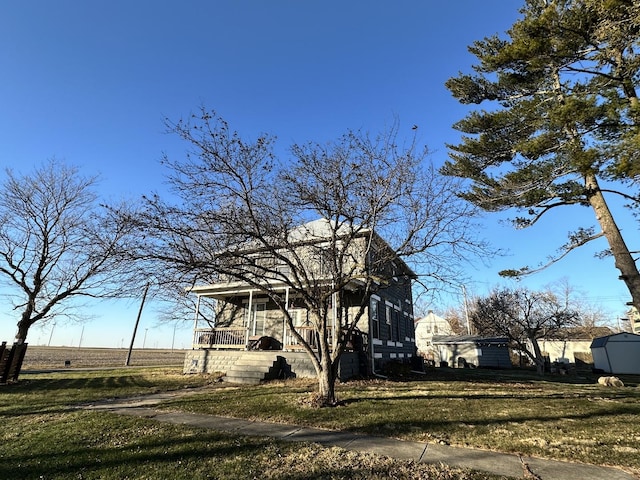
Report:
20,345,187,370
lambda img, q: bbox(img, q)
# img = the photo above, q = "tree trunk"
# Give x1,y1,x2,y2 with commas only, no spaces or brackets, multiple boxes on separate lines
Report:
15,319,31,345
316,332,338,406
530,337,546,375
317,363,337,406
14,305,37,345
586,174,640,311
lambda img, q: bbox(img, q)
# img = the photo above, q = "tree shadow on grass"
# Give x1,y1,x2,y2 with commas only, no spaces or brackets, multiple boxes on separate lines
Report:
0,425,276,480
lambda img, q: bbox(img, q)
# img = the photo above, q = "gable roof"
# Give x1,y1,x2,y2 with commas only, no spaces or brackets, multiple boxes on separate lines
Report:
432,335,509,346
289,218,417,278
590,332,640,348
546,326,614,341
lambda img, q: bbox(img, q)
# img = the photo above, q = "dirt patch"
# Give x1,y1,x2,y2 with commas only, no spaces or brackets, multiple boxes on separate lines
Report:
21,346,186,369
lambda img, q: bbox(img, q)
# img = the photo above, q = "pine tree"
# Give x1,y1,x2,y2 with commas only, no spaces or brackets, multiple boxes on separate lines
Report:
443,0,640,310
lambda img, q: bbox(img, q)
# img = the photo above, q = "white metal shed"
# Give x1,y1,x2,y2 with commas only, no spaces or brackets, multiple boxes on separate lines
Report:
590,332,640,375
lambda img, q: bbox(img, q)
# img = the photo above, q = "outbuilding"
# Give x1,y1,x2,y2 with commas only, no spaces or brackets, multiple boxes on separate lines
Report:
590,332,640,375
432,335,511,369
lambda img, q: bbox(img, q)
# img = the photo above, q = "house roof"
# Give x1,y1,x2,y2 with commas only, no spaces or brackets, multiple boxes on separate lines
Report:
190,277,367,299
432,335,509,345
546,326,614,341
190,218,417,297
414,311,447,325
291,218,417,278
288,218,370,242
590,332,640,348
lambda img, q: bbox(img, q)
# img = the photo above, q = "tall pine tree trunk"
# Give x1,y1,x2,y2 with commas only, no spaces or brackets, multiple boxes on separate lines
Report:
586,174,640,311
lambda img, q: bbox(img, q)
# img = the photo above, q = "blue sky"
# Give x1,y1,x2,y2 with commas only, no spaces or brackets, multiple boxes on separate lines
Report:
0,1,635,348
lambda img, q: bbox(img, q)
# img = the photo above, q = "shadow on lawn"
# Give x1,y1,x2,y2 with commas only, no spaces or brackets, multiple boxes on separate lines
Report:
0,426,276,479
1,375,152,395
384,367,640,388
335,402,640,447
0,418,421,480
0,376,156,416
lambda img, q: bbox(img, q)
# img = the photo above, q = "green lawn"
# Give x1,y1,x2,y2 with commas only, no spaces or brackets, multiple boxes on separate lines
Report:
0,368,504,480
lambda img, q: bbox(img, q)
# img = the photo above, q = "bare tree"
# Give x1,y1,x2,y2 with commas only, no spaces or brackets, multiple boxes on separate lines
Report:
133,109,488,405
0,160,138,344
442,306,468,336
469,287,580,374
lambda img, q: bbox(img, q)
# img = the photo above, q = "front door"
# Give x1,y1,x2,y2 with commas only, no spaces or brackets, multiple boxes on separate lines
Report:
248,303,266,336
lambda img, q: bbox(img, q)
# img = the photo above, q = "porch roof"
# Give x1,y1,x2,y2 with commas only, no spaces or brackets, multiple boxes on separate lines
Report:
190,280,289,299
189,277,366,300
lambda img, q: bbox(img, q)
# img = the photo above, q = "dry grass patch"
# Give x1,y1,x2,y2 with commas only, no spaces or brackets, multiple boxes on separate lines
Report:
0,369,506,480
162,370,640,474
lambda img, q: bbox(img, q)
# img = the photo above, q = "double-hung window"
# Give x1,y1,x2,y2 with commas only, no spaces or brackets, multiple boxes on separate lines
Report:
370,299,380,339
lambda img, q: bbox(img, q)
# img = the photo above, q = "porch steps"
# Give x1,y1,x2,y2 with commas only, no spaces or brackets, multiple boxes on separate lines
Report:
223,352,285,385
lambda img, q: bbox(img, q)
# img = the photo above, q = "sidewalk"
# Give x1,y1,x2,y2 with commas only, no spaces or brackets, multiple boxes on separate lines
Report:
83,389,637,480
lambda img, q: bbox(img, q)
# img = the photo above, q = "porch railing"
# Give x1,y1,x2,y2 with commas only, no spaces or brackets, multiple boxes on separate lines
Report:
285,326,336,351
193,325,341,351
193,327,246,349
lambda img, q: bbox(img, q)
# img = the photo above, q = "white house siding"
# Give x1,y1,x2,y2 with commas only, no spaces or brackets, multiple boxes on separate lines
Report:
538,339,593,364
414,311,453,360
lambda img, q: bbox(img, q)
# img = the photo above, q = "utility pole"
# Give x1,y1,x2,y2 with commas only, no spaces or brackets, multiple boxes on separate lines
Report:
462,284,471,335
125,283,150,366
47,322,56,347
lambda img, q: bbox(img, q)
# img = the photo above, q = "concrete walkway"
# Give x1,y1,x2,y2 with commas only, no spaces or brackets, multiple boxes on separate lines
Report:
83,389,637,480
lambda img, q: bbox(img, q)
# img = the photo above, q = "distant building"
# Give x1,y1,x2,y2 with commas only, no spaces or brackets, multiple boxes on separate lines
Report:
431,335,511,369
537,326,613,364
414,311,453,361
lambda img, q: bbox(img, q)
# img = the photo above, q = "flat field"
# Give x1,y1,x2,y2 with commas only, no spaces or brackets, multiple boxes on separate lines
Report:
20,345,187,369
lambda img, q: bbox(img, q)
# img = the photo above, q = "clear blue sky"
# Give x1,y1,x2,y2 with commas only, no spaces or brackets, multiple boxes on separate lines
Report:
0,1,635,348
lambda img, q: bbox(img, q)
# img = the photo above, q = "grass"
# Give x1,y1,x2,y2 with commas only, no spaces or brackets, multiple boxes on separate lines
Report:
160,368,640,475
0,368,502,480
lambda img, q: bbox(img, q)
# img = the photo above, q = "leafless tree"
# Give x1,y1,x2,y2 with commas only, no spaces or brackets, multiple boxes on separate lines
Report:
0,159,138,344
133,109,489,405
469,287,580,374
442,306,468,336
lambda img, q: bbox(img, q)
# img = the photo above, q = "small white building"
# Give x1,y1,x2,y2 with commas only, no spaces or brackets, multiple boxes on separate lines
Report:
591,332,640,375
414,311,454,361
432,335,511,369
538,327,612,364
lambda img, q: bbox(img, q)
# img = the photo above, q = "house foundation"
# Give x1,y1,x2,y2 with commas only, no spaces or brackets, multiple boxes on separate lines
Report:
183,350,362,383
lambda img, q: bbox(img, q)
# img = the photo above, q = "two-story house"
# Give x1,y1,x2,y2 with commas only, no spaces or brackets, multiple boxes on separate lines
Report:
183,218,417,383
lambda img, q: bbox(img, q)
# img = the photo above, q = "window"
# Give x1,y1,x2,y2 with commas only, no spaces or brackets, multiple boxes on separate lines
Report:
370,299,380,339
245,302,267,336
393,309,400,342
386,304,392,340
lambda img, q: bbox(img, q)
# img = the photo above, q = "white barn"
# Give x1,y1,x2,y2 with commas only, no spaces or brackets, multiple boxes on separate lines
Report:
590,332,640,375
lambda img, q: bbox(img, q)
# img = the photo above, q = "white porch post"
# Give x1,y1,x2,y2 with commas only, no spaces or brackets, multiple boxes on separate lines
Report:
283,287,290,351
192,294,201,347
332,284,337,350
245,290,253,350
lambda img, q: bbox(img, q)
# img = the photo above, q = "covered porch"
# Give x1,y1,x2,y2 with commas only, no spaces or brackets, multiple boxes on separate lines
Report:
192,325,329,351
189,281,338,352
